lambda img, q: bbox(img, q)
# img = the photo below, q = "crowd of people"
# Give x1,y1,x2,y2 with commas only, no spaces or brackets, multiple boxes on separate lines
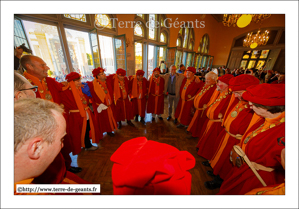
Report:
14,54,285,195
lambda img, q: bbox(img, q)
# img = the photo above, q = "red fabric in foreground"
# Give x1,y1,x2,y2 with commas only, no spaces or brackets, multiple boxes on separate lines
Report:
110,137,195,195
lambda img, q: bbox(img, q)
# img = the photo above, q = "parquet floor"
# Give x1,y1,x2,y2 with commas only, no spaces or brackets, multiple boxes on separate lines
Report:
77,97,219,195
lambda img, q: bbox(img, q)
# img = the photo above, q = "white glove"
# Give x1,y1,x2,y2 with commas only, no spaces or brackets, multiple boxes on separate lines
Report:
97,103,108,113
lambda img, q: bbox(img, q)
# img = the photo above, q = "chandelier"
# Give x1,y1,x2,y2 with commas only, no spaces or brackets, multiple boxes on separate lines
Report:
243,30,270,49
222,14,271,28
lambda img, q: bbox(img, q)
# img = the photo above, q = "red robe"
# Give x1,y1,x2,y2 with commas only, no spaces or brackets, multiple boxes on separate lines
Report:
24,75,72,184
196,91,237,160
129,76,149,118
209,101,254,180
87,80,117,134
218,113,285,195
147,76,165,115
174,78,204,125
187,84,217,137
60,88,100,155
109,75,134,122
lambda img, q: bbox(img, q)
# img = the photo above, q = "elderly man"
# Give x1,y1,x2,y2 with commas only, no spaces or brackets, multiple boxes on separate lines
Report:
175,67,204,128
129,70,148,125
147,67,165,121
14,99,65,186
187,72,218,138
19,55,78,174
110,68,135,129
161,65,184,122
196,74,235,161
204,75,260,190
14,72,37,100
87,67,118,137
218,84,285,195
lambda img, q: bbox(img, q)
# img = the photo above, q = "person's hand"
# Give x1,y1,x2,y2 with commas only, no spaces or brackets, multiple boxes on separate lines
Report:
97,103,108,113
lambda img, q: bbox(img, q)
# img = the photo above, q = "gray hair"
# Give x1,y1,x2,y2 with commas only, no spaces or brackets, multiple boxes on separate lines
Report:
205,71,217,81
14,98,64,153
14,72,27,93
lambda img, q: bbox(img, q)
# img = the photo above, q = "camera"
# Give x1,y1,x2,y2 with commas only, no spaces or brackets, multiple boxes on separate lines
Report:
17,43,32,54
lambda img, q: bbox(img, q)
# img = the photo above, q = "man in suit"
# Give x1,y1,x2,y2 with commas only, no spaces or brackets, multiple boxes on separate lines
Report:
161,65,184,123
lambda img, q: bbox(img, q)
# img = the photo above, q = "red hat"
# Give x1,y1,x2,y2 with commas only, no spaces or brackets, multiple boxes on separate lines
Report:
116,68,126,76
186,66,196,74
242,84,285,106
153,67,161,73
136,70,145,76
65,72,81,82
229,74,260,91
92,67,105,77
110,137,195,195
218,74,234,85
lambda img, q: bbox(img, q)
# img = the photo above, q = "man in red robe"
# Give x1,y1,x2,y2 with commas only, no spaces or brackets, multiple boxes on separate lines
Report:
175,67,204,128
87,67,118,137
20,55,76,181
196,74,235,161
129,70,149,125
187,71,217,138
60,72,99,154
218,84,285,195
110,68,135,129
147,67,165,121
204,74,260,190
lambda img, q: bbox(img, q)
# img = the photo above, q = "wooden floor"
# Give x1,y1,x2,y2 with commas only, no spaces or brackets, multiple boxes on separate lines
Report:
77,97,219,195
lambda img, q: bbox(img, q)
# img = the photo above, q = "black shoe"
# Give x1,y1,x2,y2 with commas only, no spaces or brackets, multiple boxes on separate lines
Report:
134,115,139,122
68,167,82,174
173,118,178,124
207,170,216,177
177,124,184,128
196,147,199,152
140,118,146,125
127,120,135,127
202,160,211,167
118,121,122,129
204,180,222,190
152,117,155,122
107,132,115,137
158,116,163,120
167,116,172,121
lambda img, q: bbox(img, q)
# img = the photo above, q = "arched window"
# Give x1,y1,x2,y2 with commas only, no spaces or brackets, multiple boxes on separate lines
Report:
134,23,144,37
148,14,157,40
188,41,194,50
183,27,189,48
95,14,112,29
176,37,182,47
64,14,86,22
198,34,209,54
137,14,144,19
160,32,166,43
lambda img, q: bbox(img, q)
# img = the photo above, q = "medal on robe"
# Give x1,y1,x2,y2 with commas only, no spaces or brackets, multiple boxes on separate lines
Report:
40,90,44,94
83,100,87,104
69,88,71,90
239,108,243,112
199,93,202,96
188,95,191,98
184,87,187,90
104,90,108,94
270,124,276,128
223,96,226,98
280,118,285,123
252,132,257,137
45,94,52,100
231,111,238,118
261,129,266,132
244,137,250,144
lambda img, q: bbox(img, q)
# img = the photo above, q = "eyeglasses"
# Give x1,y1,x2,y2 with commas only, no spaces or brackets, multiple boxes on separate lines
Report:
19,86,38,93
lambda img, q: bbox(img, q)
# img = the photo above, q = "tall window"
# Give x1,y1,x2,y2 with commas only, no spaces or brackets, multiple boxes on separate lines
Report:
160,33,166,43
176,38,182,47
158,47,166,66
134,23,144,37
22,20,68,78
198,34,209,54
135,42,143,71
65,28,94,79
64,14,86,22
148,45,155,77
14,19,30,49
183,27,189,48
98,35,115,74
95,14,112,29
148,14,157,40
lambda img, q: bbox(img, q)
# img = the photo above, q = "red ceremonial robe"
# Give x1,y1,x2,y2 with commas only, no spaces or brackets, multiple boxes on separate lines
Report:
196,91,237,160
175,78,204,126
187,84,217,137
129,77,149,118
24,74,72,184
87,80,117,134
218,113,285,195
209,100,254,180
60,87,100,155
109,75,134,122
147,76,165,115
